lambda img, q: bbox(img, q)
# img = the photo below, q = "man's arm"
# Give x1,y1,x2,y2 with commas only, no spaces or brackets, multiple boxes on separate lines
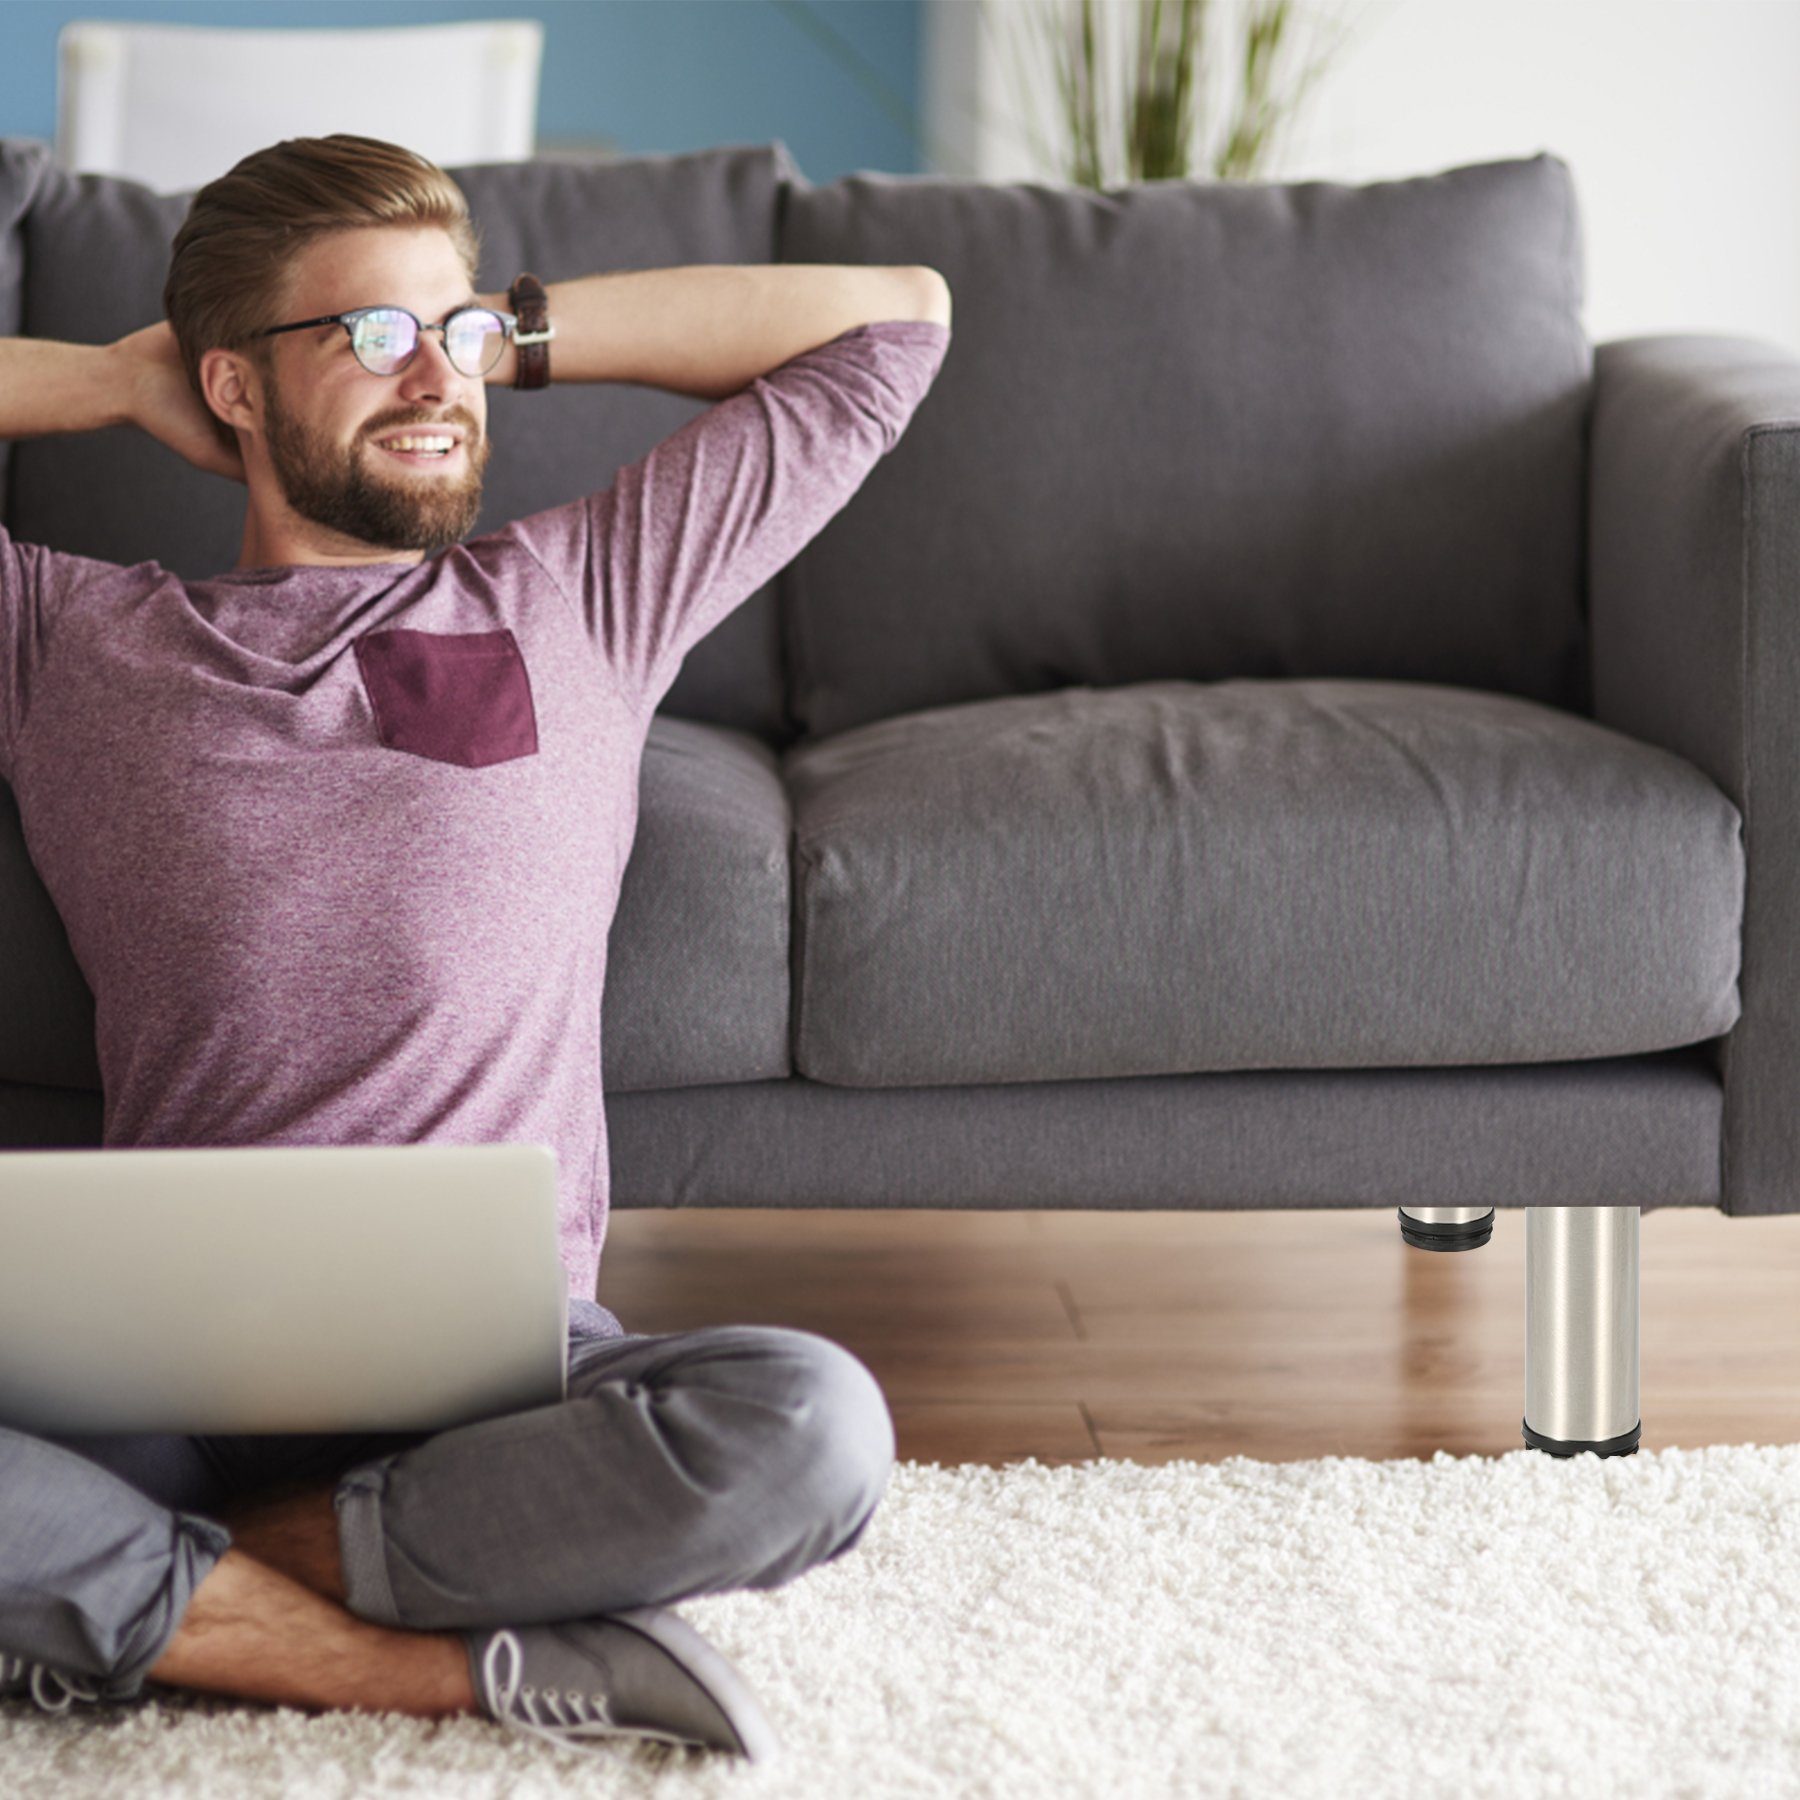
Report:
0,327,248,485
491,309,952,714
475,264,951,400
0,337,125,441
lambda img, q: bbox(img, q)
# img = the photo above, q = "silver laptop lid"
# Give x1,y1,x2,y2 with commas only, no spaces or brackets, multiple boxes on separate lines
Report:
0,1143,568,1435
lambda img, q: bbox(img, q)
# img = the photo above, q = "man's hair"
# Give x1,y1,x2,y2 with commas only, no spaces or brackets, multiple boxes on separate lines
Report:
161,133,486,456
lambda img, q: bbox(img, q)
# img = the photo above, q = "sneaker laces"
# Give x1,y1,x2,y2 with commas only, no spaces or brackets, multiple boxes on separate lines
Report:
477,1628,703,1754
480,1629,623,1749
0,1653,104,1714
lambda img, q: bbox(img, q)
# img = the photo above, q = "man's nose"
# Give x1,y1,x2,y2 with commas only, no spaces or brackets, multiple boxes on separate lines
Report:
397,327,466,395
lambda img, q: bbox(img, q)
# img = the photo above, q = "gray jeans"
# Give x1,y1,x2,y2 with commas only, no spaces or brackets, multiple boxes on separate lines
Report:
0,1304,897,1701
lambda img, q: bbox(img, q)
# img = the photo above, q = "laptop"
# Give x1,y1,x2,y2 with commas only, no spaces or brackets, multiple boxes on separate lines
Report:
0,1142,569,1436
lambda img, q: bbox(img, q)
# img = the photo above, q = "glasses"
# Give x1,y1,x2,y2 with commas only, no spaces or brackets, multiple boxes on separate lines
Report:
252,304,520,378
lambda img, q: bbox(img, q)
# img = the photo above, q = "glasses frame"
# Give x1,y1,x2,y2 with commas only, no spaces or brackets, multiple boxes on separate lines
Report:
252,303,523,377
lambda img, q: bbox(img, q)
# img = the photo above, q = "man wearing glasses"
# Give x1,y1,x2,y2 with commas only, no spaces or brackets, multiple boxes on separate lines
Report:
124,227,947,578
0,135,951,1763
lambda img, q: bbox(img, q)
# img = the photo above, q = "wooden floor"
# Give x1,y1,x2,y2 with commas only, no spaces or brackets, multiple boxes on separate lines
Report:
593,1205,1800,1466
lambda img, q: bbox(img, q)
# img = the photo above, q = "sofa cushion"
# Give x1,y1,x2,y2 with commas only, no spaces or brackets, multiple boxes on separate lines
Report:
776,153,1591,741
0,135,797,742
603,713,791,1092
782,679,1743,1086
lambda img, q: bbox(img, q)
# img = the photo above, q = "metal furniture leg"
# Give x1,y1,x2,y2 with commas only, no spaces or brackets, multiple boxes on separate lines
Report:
1397,1205,1495,1251
1522,1205,1641,1457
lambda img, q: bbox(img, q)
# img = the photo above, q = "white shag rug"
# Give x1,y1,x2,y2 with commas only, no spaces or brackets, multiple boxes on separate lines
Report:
4,1444,1800,1799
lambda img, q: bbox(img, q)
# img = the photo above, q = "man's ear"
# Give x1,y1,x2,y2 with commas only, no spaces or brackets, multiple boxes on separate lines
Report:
199,345,262,442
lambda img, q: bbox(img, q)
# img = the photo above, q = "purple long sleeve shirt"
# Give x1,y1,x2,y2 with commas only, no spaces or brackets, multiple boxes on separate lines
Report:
0,317,951,1324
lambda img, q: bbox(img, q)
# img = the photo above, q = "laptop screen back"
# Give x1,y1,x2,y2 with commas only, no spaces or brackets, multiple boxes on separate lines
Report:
0,1142,568,1434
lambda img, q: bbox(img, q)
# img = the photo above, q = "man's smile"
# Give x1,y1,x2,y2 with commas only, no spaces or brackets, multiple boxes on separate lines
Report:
376,440,465,468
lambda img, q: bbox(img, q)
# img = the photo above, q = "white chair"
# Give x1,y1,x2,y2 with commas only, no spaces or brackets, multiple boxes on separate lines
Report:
54,17,543,195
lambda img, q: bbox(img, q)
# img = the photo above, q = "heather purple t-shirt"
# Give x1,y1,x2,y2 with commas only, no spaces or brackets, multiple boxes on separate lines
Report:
0,318,950,1332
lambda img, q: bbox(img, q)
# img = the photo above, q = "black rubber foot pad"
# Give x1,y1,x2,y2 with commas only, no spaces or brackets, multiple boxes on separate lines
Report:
1521,1417,1642,1457
1397,1206,1495,1252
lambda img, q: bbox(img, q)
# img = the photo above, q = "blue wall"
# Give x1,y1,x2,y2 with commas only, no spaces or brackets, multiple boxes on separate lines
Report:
0,0,925,183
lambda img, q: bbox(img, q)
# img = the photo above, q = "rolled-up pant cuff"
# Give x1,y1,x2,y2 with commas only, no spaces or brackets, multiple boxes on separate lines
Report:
108,1513,235,1702
333,1453,405,1627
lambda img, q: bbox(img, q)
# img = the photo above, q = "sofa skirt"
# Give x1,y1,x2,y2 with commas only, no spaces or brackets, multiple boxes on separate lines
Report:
604,1048,1722,1214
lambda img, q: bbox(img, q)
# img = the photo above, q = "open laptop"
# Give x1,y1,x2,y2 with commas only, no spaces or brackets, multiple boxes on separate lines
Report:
0,1142,569,1436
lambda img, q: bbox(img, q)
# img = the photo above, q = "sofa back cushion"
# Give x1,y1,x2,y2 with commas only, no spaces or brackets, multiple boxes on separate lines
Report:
775,152,1592,742
0,137,796,742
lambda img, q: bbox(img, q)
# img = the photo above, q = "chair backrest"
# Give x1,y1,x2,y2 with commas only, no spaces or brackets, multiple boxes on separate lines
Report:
55,18,543,194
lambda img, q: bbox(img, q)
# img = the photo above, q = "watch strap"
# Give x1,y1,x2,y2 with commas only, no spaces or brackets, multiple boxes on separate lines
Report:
508,272,553,390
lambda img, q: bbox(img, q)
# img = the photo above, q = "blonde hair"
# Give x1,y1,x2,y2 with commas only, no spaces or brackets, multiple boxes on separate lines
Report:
161,134,485,456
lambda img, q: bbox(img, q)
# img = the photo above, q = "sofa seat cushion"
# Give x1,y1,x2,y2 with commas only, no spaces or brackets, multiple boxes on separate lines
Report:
603,714,791,1092
781,678,1744,1087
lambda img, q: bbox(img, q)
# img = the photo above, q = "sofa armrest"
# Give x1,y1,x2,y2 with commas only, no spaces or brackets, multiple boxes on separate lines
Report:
1589,332,1800,1216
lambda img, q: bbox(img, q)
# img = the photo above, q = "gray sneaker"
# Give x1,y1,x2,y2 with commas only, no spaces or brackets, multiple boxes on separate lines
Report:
0,1653,109,1713
463,1604,781,1762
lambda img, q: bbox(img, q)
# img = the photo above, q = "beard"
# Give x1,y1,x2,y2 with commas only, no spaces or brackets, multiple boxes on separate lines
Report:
261,369,492,557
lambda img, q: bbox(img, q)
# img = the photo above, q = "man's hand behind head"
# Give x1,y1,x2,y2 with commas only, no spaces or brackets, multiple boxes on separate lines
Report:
113,321,248,486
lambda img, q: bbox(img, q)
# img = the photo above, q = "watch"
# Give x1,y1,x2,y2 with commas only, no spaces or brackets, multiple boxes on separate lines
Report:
508,272,554,390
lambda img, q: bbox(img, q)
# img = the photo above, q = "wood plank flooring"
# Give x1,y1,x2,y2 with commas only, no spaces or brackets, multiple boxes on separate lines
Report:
593,1206,1800,1466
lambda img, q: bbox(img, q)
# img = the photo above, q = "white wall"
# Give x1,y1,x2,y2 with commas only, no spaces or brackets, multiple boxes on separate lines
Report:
922,0,1800,356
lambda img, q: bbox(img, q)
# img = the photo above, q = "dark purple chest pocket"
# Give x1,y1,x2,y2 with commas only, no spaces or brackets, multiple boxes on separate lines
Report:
353,627,539,769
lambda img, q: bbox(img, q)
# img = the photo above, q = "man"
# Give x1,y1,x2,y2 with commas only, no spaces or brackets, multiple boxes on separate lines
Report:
0,134,951,1762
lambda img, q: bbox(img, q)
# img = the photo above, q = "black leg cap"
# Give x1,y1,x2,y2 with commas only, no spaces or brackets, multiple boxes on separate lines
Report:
1397,1207,1495,1252
1521,1417,1641,1457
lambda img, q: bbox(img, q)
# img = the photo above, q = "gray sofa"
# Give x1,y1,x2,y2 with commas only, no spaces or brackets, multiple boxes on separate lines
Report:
3,136,1793,1458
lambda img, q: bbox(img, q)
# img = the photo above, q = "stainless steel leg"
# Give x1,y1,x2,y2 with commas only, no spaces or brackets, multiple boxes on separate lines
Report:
1397,1205,1494,1251
1522,1205,1641,1457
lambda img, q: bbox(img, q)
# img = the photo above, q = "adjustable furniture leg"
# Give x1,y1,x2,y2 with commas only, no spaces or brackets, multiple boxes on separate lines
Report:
1522,1205,1641,1457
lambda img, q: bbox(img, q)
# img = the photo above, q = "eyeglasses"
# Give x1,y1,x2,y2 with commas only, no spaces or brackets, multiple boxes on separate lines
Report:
252,304,520,378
